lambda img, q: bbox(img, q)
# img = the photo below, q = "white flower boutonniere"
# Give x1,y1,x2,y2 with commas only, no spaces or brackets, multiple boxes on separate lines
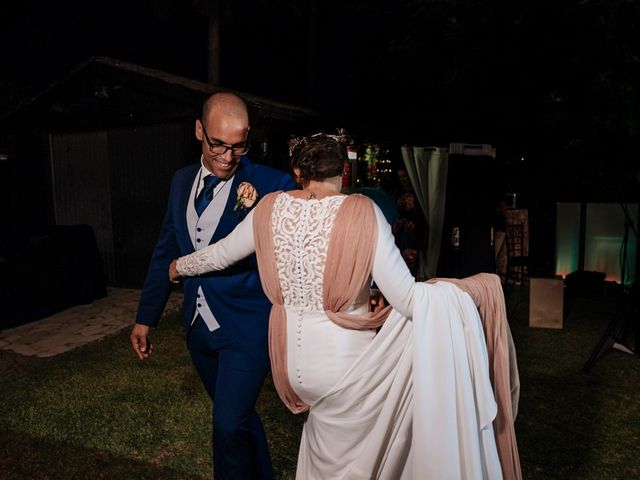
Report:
234,182,258,211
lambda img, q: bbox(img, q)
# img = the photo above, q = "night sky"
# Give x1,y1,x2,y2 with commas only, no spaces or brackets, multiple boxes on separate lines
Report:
2,0,639,197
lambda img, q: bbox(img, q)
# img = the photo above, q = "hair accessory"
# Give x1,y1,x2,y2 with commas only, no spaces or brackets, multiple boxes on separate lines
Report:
288,129,352,158
288,135,306,158
317,128,352,147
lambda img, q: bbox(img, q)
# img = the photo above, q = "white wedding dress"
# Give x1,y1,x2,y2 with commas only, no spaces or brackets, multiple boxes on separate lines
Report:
177,192,502,479
179,193,415,403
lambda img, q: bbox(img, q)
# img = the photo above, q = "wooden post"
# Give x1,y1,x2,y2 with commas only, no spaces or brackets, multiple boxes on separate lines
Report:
207,1,221,86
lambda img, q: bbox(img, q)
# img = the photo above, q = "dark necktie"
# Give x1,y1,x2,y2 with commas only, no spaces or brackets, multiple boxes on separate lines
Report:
194,175,221,216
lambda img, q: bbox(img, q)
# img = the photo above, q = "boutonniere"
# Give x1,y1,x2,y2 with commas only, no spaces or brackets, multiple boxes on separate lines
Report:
234,182,259,211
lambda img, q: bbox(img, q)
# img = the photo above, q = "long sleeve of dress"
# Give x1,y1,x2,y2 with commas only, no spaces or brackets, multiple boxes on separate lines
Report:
370,204,416,317
176,210,257,276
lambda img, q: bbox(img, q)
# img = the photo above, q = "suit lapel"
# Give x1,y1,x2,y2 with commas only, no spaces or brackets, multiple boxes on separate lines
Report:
211,157,253,243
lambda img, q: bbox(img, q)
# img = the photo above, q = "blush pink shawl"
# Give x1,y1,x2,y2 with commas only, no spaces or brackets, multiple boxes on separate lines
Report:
252,192,392,414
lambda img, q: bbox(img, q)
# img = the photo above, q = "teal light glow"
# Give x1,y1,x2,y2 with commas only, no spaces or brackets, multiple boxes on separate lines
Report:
555,203,581,278
555,203,638,285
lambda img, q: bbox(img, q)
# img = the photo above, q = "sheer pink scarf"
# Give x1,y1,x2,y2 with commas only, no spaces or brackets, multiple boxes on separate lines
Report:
252,192,392,414
429,274,522,480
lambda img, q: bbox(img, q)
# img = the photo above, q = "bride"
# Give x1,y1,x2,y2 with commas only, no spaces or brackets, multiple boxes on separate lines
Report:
170,131,508,479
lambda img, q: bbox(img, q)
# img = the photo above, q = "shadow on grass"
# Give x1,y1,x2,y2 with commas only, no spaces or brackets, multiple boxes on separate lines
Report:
0,429,207,480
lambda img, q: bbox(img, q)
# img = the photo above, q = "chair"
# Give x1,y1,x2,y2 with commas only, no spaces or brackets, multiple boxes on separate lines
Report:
505,223,529,287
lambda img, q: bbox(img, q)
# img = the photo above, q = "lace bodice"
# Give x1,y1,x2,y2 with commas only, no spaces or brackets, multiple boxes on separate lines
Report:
273,193,346,313
176,190,415,319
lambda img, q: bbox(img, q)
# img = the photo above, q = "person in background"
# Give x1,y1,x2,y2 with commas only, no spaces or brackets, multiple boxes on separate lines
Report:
130,92,295,479
393,190,426,276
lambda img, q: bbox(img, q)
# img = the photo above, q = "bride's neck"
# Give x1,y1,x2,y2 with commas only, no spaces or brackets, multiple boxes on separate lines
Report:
303,177,342,199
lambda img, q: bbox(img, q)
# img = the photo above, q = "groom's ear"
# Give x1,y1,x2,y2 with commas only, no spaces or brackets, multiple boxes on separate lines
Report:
195,119,204,141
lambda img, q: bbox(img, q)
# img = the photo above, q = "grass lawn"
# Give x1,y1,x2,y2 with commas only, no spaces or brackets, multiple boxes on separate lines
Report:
0,285,638,479
0,314,302,479
507,285,640,480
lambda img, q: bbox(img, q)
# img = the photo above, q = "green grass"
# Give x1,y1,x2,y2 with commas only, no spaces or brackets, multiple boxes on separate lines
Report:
0,286,638,479
0,314,302,479
507,286,640,480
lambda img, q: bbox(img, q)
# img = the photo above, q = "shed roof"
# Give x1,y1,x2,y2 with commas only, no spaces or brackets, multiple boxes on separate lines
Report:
3,57,390,141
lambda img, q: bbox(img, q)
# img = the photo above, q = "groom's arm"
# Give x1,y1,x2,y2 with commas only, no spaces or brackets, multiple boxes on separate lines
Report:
135,203,181,327
278,171,297,192
131,179,182,359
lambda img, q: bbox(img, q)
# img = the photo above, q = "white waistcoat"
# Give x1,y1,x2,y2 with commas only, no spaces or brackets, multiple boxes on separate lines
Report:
185,174,234,331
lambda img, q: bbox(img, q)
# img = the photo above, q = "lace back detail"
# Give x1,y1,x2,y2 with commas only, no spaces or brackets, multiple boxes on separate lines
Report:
272,194,345,313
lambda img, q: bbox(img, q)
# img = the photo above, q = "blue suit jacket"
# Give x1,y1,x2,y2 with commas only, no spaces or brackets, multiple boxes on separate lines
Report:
136,156,296,365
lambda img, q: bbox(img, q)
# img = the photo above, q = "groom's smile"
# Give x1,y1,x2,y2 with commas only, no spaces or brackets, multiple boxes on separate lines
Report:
196,108,249,179
208,153,239,179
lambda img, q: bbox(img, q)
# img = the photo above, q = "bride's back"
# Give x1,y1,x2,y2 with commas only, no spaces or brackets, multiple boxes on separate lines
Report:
271,193,347,313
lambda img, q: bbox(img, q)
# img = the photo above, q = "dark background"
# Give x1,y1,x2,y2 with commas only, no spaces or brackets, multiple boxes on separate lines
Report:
2,0,639,203
0,0,638,320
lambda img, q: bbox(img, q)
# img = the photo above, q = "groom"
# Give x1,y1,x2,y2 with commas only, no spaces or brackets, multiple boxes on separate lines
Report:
130,92,295,479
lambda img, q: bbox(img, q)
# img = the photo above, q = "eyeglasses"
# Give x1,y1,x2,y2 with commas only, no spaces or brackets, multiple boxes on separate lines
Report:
201,121,249,157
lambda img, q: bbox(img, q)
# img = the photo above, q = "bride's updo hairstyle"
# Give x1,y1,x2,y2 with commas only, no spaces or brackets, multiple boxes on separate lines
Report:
289,130,352,182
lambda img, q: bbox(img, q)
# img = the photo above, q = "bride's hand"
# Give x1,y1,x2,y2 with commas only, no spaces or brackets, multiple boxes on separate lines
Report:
169,259,181,284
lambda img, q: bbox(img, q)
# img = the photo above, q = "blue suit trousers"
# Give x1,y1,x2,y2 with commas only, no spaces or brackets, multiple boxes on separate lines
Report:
187,316,273,479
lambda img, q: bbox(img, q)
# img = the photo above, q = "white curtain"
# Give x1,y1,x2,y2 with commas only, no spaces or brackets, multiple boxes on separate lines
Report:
401,146,449,279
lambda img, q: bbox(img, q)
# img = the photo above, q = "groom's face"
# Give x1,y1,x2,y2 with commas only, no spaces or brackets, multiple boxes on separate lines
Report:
196,112,249,179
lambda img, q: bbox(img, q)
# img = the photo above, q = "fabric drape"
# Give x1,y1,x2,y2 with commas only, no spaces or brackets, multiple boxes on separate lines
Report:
296,282,503,479
323,195,392,330
430,274,522,480
412,281,502,479
400,146,449,279
252,192,307,412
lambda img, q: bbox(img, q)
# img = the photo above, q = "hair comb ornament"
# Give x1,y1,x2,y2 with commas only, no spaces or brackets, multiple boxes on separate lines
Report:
288,129,353,158
310,128,352,146
288,135,306,158
331,128,353,146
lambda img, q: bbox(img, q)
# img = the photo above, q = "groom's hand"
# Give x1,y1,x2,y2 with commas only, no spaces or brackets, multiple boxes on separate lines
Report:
130,323,153,360
169,259,181,283
370,289,387,313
